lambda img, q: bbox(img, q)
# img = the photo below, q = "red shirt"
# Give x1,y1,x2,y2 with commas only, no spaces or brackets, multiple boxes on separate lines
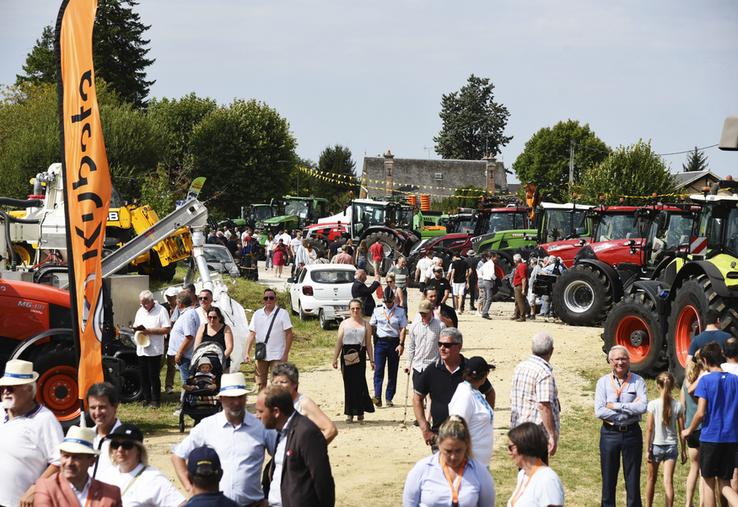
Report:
369,242,384,261
512,262,528,287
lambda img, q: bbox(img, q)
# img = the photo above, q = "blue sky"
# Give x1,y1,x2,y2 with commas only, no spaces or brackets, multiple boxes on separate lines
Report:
2,1,737,180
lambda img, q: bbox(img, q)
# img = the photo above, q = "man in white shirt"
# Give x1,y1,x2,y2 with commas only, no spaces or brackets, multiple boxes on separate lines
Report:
86,382,123,479
246,288,294,390
173,372,276,506
415,250,434,291
404,300,445,383
170,291,201,384
0,359,63,507
133,290,172,408
479,253,497,320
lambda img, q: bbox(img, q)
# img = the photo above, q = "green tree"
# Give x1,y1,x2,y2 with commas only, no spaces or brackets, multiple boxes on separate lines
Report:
15,26,56,86
317,145,358,209
287,157,317,197
190,99,298,218
682,147,709,172
577,141,678,204
513,120,610,202
433,74,512,160
16,1,154,107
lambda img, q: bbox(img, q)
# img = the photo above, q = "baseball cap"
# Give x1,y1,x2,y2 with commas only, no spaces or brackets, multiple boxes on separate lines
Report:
108,423,144,443
418,300,434,314
188,446,222,476
464,356,495,376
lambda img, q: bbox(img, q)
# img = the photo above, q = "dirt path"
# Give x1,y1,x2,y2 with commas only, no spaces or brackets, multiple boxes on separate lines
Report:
145,266,608,505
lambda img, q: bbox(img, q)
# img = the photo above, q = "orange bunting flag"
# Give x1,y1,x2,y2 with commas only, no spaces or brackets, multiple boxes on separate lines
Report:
56,0,111,399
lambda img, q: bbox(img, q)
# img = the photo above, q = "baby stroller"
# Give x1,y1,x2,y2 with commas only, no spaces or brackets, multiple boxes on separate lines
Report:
179,341,225,432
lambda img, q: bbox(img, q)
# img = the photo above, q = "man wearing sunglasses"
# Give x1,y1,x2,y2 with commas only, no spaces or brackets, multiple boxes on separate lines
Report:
412,328,495,451
0,359,63,507
195,289,214,324
246,288,294,390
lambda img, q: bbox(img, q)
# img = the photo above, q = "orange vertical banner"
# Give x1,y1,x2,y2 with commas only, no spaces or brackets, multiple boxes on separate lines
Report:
56,0,111,399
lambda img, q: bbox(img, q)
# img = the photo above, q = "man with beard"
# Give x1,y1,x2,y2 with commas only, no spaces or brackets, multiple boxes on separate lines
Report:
172,373,277,506
0,359,63,507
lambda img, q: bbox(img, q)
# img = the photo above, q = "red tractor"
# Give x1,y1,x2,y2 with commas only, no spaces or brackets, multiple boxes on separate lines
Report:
547,204,698,326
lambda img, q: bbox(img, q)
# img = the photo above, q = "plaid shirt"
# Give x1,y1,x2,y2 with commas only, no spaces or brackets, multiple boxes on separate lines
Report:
510,355,560,436
405,317,445,372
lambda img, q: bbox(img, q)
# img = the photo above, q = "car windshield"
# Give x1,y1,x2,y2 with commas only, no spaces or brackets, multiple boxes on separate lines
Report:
484,212,526,233
203,247,233,263
253,206,274,220
354,203,387,226
594,213,639,242
285,200,309,219
663,214,694,249
310,270,354,284
457,216,476,234
724,208,738,256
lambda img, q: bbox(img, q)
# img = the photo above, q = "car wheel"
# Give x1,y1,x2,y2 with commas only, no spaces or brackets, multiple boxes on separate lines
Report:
319,310,331,330
299,302,308,321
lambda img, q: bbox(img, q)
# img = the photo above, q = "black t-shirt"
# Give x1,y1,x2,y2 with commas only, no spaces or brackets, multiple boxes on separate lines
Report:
414,355,492,431
428,277,451,298
450,259,469,284
438,303,459,328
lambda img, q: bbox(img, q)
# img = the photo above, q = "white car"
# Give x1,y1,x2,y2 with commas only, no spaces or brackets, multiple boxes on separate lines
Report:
289,264,356,329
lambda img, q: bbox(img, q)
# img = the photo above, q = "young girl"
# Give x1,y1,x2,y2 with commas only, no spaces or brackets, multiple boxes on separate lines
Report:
645,371,684,507
680,354,704,507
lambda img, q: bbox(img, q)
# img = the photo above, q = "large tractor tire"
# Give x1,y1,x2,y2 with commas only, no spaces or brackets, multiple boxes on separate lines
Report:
118,361,143,403
491,255,513,302
602,292,666,377
33,342,80,429
666,275,738,385
552,264,612,326
364,232,401,276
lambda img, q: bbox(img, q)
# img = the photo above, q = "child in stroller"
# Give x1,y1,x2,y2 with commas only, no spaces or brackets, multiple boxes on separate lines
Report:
179,341,225,432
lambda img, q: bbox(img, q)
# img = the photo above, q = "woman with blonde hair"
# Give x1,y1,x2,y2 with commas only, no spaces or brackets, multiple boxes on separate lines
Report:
403,416,495,506
681,353,705,507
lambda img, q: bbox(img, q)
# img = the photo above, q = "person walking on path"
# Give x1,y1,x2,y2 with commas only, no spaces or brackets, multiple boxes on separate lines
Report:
170,290,201,385
331,245,354,264
415,250,435,292
370,290,408,407
385,272,405,309
644,371,684,507
682,342,738,507
133,290,171,408
388,256,410,310
194,306,234,369
245,288,294,391
460,250,479,315
404,300,444,383
511,253,528,322
595,345,648,507
257,386,335,507
478,253,496,320
332,299,376,423
447,252,470,314
369,240,384,275
427,266,451,306
351,269,381,317
272,239,288,278
510,332,561,456
355,240,369,270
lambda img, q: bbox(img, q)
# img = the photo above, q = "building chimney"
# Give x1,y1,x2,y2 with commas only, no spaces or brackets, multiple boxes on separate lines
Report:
384,149,394,199
484,155,496,195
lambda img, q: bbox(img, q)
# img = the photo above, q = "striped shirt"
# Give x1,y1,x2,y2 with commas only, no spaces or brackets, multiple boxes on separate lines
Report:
510,355,561,436
405,317,445,372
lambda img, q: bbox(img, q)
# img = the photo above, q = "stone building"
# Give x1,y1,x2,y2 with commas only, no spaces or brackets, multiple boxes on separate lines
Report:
360,151,510,202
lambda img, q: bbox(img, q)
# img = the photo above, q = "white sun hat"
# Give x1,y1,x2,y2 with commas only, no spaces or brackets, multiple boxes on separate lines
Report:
59,425,100,455
0,359,39,386
217,372,248,397
134,330,150,348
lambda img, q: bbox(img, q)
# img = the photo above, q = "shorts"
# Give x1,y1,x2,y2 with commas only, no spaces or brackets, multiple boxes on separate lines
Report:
452,282,466,296
652,444,678,462
700,442,738,480
686,429,701,449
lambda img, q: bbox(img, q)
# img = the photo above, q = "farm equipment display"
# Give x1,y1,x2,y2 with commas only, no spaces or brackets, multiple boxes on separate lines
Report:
602,118,738,383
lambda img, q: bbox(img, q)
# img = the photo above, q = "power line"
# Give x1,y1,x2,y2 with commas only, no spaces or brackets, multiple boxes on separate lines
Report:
657,144,718,156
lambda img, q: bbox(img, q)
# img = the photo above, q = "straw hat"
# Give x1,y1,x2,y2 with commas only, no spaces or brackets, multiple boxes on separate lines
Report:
59,426,99,455
217,372,248,397
0,359,39,386
164,286,179,298
134,330,150,348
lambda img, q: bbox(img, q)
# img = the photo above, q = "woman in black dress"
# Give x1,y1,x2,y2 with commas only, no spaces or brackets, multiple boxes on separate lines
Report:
332,298,375,423
194,306,234,369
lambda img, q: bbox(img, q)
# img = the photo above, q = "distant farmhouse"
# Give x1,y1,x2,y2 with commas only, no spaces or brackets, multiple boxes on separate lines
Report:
673,170,721,194
361,151,510,202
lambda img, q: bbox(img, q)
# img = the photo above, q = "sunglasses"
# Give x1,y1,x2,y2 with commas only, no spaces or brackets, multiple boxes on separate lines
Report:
263,295,276,301
0,386,15,394
198,297,211,301
110,440,136,450
437,342,460,349
207,315,218,319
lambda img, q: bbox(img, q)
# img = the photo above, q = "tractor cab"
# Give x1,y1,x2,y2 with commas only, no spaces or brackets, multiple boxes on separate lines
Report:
282,196,329,228
536,202,592,244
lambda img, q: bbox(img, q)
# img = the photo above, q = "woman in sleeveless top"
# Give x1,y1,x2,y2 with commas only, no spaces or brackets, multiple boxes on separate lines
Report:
194,306,234,369
332,298,375,422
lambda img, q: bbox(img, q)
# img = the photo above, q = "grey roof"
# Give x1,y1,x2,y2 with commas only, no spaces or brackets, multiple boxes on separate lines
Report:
672,170,721,187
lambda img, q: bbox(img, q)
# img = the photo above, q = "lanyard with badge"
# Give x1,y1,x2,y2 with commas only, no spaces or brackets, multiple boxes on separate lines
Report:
383,306,396,324
441,458,467,507
610,372,632,402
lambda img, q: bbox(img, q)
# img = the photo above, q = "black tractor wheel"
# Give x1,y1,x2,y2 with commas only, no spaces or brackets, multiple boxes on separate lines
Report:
602,292,666,377
118,363,143,403
364,231,401,276
491,255,513,302
33,343,81,429
552,264,612,326
666,275,738,385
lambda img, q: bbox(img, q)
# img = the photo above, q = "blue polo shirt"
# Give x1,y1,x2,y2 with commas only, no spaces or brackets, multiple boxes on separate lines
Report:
695,371,738,443
370,304,407,338
688,329,732,357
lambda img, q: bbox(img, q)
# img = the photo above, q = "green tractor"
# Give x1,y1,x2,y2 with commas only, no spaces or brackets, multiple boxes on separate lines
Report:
413,210,449,239
602,116,738,384
256,196,330,249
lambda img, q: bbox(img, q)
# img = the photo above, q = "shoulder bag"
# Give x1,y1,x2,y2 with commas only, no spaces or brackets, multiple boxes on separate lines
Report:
255,307,280,361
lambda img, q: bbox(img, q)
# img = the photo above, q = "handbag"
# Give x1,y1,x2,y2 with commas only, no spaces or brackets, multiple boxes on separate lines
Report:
255,307,280,360
343,347,360,366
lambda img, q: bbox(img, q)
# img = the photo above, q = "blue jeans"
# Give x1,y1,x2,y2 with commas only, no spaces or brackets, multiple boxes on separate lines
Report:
178,358,191,384
374,337,400,402
600,424,642,507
